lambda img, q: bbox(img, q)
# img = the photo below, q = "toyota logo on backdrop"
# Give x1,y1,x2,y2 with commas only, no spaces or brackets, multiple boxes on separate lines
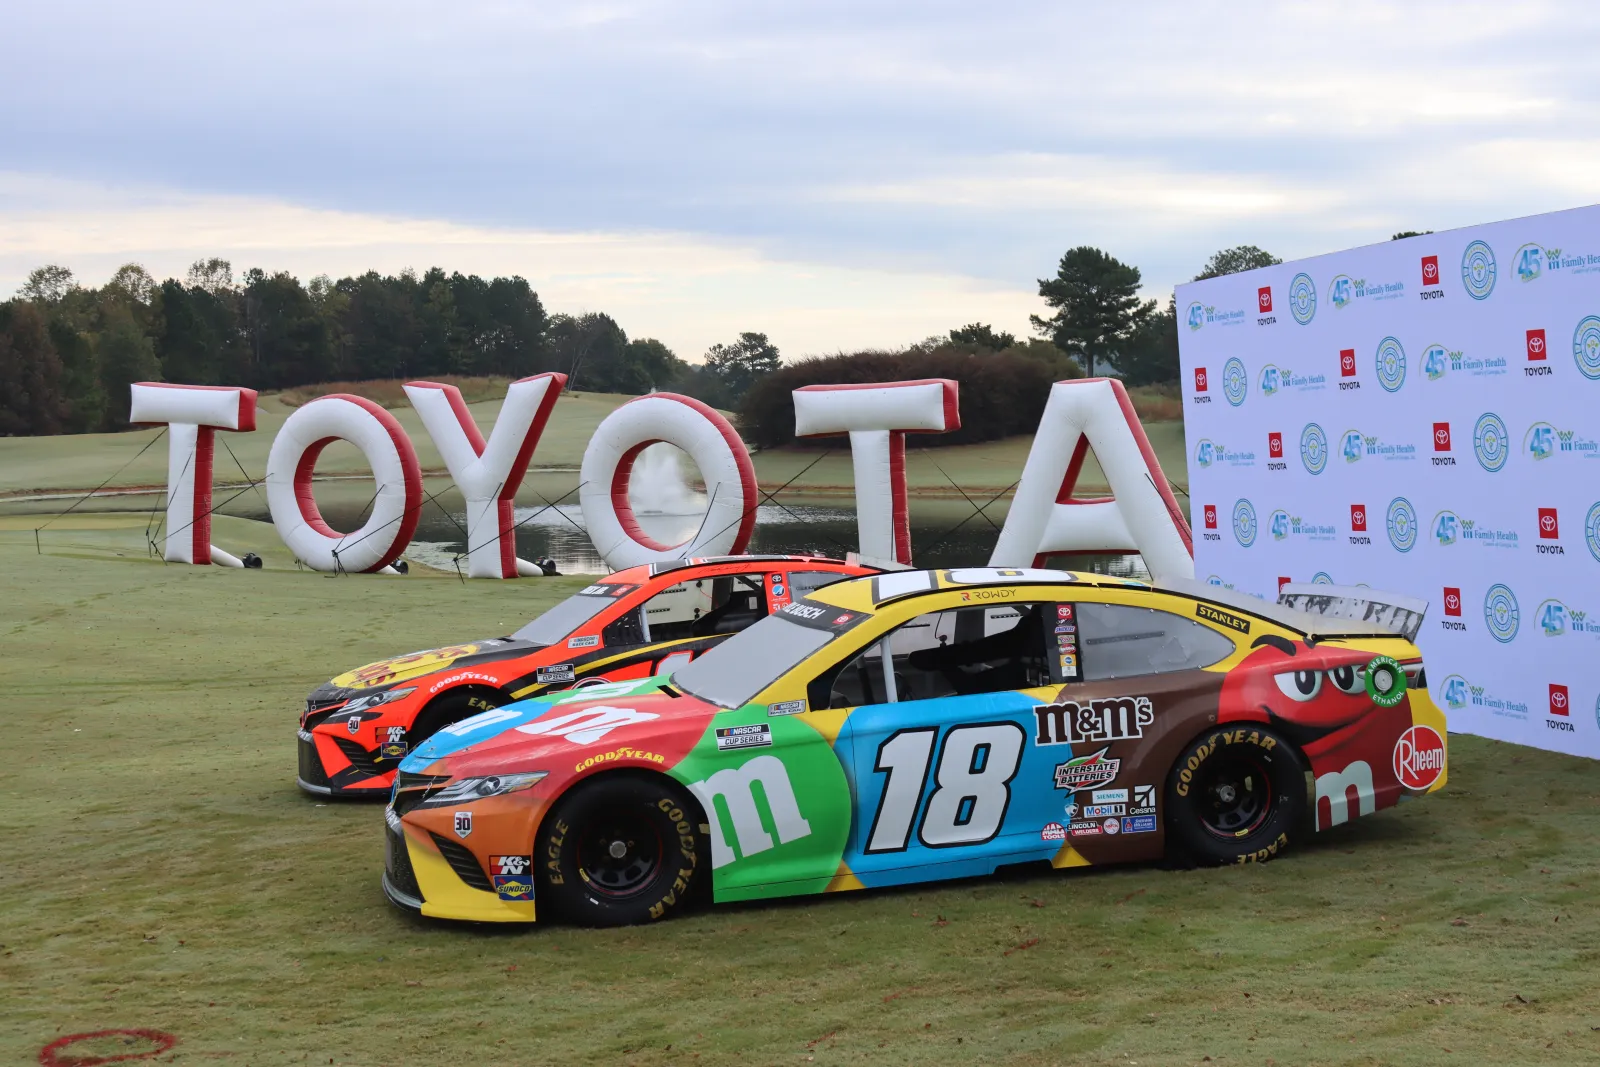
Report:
1258,287,1273,312
1527,328,1547,360
1421,256,1440,285
1539,507,1560,539
1443,587,1462,616
1433,422,1452,450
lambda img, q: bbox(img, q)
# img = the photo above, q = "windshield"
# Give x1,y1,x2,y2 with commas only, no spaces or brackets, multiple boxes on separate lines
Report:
510,583,636,645
673,613,837,708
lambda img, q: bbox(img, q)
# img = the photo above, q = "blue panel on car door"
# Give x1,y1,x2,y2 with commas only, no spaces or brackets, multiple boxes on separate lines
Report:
836,690,1072,889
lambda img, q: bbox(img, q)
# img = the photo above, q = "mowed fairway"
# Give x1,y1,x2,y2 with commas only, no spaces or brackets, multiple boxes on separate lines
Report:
3,519,1599,1066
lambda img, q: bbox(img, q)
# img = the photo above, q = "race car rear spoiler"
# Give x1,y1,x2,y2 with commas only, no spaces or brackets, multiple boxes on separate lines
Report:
1277,583,1428,642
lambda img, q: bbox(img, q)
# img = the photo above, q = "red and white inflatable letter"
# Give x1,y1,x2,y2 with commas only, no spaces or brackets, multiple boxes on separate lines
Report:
405,373,566,578
265,394,423,573
792,379,960,564
128,383,259,566
988,378,1193,581
580,393,758,570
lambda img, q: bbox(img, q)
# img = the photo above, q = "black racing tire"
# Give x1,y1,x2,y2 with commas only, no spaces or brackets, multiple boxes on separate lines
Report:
537,773,707,927
408,688,505,746
1166,724,1308,866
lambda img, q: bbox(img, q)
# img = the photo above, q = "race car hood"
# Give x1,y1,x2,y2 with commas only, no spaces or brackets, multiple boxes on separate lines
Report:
310,637,545,704
398,676,718,779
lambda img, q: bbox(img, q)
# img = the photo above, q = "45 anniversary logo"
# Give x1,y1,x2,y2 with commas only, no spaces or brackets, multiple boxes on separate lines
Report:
1258,363,1327,396
1536,598,1600,640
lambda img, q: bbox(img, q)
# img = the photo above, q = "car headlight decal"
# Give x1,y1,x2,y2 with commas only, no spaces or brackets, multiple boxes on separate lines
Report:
341,687,418,714
422,772,549,806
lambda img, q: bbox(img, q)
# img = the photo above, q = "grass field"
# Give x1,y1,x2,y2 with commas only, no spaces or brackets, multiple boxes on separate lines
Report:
3,517,1599,1066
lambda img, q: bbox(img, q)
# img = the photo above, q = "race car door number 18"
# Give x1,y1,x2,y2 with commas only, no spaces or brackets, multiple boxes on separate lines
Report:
864,723,1026,853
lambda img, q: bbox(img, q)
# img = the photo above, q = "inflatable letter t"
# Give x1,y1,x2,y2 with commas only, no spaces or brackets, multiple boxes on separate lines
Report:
792,380,960,565
128,383,259,566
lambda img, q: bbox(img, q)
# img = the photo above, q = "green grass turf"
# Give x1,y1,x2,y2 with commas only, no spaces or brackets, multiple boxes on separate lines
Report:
3,516,1599,1065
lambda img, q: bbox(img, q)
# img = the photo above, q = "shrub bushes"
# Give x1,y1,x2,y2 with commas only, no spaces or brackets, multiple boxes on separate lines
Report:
736,342,1082,449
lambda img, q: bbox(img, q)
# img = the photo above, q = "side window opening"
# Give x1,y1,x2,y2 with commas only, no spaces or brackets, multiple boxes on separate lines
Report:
808,603,1052,710
787,570,853,598
1074,602,1236,680
603,574,769,647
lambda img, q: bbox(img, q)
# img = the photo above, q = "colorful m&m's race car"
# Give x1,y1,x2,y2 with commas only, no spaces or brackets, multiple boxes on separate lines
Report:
380,568,1446,925
297,555,879,798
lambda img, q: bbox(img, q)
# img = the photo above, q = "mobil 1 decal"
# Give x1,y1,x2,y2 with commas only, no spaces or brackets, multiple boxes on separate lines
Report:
837,690,1106,890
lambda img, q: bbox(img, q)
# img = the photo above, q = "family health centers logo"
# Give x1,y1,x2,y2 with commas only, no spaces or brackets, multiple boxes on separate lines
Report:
1484,583,1521,643
1287,273,1316,324
1462,240,1497,300
1300,423,1328,474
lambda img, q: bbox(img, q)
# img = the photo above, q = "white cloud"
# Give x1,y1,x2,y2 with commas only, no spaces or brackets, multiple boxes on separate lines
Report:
4,0,1600,338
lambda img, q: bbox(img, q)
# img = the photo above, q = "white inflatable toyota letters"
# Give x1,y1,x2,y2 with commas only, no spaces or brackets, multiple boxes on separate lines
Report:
405,374,566,578
987,377,1194,582
128,382,260,566
579,393,759,569
265,394,424,573
129,374,1192,576
792,379,960,565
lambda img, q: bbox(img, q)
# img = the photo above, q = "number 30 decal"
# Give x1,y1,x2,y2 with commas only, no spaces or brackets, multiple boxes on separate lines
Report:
865,722,1025,852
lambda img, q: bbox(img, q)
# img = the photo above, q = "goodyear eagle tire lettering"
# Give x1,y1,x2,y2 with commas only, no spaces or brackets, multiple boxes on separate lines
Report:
1166,725,1306,867
410,687,507,748
536,773,707,926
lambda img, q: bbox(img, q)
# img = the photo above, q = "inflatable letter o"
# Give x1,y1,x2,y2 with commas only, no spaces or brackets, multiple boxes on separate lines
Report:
580,393,757,569
266,394,423,572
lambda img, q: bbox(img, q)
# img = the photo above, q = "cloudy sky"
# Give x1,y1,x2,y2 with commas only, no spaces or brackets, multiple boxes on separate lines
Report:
2,1,1596,359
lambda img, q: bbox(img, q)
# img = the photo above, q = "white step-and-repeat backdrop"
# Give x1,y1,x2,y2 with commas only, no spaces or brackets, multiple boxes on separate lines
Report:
1177,204,1600,758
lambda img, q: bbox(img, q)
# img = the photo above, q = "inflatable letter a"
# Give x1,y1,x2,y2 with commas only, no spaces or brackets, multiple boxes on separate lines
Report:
988,377,1193,581
128,383,258,566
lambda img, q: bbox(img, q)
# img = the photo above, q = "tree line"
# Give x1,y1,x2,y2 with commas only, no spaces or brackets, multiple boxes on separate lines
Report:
0,243,1293,437
0,261,782,435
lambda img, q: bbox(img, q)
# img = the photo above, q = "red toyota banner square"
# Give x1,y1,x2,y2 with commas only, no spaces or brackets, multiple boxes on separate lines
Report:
1268,432,1283,458
1351,505,1367,531
1203,504,1217,529
1549,684,1569,716
1421,255,1440,285
1258,286,1272,312
1433,422,1451,451
1194,367,1207,391
1443,587,1462,616
1527,328,1547,360
1538,507,1559,539
1340,349,1356,376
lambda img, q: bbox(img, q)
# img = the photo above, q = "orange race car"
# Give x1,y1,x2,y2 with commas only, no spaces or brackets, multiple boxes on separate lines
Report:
297,555,880,798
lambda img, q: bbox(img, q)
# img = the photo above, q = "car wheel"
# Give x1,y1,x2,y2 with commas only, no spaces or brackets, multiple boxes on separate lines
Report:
537,774,706,926
1165,725,1307,866
409,689,505,746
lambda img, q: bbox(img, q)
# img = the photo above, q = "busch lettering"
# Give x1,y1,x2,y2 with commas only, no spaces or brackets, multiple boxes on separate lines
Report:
1033,695,1155,746
687,755,812,869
